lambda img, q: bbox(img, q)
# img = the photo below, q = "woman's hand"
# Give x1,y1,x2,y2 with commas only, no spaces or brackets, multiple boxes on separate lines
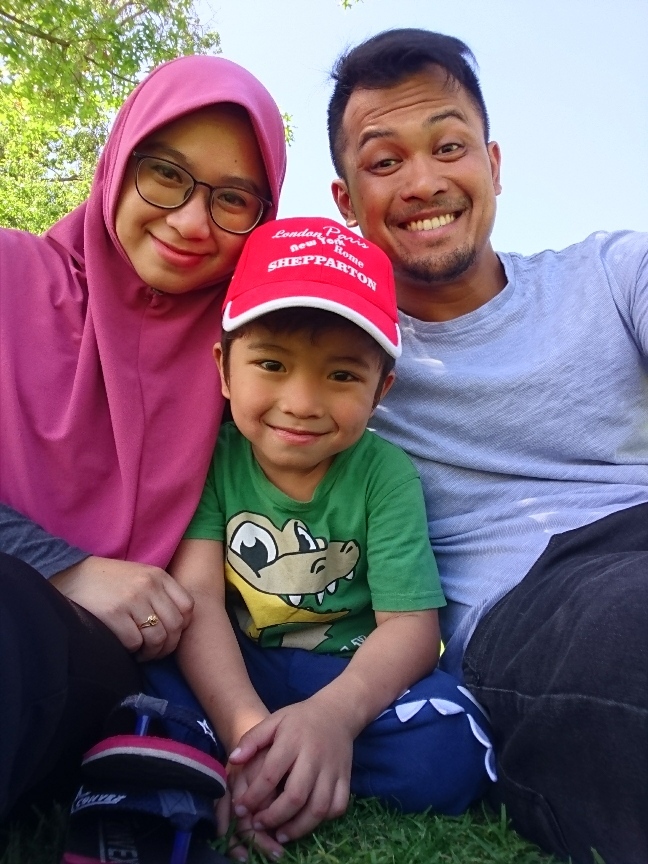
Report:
50,555,194,660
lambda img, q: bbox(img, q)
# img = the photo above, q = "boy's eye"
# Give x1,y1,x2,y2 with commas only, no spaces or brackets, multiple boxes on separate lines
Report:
257,359,284,372
329,370,358,382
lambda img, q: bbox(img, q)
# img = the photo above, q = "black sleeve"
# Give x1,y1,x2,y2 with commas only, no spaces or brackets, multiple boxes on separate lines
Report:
0,503,89,578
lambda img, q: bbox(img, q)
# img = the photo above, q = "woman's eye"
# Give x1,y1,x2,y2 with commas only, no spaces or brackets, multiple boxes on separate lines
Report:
150,162,185,185
216,188,251,211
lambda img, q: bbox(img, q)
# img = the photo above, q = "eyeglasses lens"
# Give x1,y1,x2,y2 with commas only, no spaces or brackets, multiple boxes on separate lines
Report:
136,156,264,234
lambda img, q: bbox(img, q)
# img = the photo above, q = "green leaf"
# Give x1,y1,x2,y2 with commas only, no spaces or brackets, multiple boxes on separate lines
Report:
0,0,220,232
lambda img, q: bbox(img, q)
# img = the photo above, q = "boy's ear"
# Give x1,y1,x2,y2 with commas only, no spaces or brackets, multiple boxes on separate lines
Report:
372,369,396,410
213,343,230,400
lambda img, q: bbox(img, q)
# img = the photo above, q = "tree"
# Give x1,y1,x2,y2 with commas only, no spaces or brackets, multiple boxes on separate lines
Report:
0,0,220,233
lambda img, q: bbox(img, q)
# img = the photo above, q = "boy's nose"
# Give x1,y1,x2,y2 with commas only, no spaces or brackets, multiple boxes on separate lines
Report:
279,379,324,418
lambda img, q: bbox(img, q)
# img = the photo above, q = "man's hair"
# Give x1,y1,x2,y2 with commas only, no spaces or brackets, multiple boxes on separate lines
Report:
220,307,395,404
328,28,489,178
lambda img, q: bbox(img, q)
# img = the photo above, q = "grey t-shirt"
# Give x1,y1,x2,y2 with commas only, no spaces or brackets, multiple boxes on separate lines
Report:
0,502,87,577
370,231,648,677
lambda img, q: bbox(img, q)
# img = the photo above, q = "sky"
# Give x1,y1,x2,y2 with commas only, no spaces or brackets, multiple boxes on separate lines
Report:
196,0,647,255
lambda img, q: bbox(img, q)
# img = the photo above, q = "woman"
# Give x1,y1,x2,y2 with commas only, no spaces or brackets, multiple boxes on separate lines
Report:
0,54,286,819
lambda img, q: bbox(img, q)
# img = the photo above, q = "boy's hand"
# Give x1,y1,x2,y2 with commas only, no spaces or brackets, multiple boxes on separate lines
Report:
229,697,353,842
214,752,285,861
217,754,285,861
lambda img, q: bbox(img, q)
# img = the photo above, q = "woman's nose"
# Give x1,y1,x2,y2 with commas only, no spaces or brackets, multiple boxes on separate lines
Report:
164,187,213,240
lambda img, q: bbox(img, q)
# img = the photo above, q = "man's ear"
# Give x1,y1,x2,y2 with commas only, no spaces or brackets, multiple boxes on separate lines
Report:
331,178,358,228
213,343,230,400
488,141,502,196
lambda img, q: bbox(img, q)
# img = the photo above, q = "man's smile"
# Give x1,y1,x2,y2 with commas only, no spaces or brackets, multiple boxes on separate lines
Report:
404,212,458,232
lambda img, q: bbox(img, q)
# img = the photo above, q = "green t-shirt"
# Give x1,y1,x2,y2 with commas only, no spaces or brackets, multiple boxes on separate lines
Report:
185,423,445,656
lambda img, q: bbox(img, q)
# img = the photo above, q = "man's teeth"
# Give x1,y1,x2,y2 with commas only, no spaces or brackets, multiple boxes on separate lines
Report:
286,571,355,606
406,213,456,231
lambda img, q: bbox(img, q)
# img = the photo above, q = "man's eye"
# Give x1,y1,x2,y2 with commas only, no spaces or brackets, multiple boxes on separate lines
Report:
258,360,284,372
437,142,462,155
371,157,399,171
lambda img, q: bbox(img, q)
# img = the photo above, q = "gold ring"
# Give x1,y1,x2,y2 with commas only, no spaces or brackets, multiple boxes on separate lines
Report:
139,614,159,629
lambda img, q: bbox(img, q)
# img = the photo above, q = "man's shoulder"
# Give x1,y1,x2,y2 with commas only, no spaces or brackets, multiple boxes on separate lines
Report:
501,230,648,273
494,231,648,307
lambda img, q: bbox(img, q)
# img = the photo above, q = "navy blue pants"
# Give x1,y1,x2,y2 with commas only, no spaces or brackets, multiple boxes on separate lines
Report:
463,503,648,864
145,629,494,815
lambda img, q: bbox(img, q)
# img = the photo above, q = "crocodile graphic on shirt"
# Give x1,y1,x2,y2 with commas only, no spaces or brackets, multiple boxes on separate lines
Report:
225,511,360,650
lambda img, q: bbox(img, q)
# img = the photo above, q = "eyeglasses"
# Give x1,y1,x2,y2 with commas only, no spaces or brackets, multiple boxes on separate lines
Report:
132,152,271,235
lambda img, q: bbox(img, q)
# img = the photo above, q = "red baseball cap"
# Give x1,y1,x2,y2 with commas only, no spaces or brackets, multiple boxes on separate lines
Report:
222,216,401,358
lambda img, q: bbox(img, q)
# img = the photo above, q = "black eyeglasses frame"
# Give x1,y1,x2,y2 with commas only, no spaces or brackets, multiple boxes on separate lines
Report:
132,151,271,235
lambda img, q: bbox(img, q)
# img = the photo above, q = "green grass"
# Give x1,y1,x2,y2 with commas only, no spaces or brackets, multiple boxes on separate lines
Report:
0,798,556,864
273,800,556,864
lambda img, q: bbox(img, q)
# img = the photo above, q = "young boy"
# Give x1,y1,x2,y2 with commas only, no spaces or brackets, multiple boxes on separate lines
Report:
169,217,494,857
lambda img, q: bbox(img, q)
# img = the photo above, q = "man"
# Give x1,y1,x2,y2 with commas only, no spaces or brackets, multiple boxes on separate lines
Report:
327,28,647,864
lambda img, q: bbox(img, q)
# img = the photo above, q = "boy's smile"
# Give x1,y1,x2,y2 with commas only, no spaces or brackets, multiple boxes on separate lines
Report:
215,324,394,501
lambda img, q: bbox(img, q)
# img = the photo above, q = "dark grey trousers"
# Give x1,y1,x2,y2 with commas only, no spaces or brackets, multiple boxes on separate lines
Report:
463,503,648,864
0,553,141,819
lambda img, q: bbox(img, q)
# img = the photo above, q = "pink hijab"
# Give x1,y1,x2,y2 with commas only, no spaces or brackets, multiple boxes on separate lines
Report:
0,55,286,567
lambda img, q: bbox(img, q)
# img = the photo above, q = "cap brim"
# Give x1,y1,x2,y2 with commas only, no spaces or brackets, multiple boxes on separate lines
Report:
223,280,401,358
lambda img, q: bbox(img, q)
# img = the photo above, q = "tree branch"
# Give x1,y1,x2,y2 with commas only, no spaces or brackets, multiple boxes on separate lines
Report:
0,8,71,48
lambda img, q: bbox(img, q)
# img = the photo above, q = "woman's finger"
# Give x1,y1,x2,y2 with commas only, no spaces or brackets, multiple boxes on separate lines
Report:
129,611,169,660
162,575,195,626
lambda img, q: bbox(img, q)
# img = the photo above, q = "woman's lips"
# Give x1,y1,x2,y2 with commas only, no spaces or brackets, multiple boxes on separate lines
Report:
150,234,210,268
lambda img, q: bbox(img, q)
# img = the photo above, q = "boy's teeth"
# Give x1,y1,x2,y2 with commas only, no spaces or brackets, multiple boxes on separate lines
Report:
406,213,456,231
